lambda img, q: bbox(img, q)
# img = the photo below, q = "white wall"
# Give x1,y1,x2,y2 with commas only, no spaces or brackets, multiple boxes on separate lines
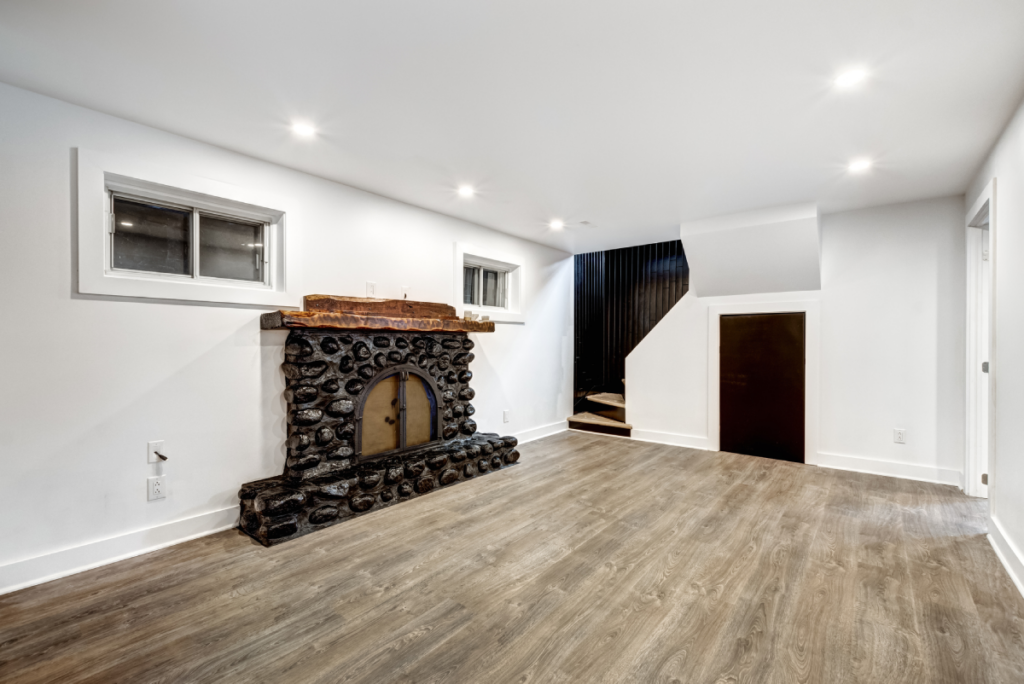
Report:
0,82,573,594
681,204,821,297
967,93,1024,597
627,196,965,485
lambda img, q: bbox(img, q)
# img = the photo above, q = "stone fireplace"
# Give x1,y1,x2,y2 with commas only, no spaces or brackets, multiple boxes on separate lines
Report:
238,296,519,546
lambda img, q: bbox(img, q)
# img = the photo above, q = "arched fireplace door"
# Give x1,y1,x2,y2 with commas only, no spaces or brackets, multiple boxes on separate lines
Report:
355,365,442,460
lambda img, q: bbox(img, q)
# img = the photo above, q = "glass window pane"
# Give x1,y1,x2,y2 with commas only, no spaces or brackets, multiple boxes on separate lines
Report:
406,375,437,447
199,214,263,282
112,197,191,275
482,269,504,307
463,266,479,305
361,374,400,456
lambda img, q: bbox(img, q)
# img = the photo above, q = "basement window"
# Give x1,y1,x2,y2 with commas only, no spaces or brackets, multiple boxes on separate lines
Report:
77,149,298,306
111,194,268,284
463,263,508,309
453,242,525,323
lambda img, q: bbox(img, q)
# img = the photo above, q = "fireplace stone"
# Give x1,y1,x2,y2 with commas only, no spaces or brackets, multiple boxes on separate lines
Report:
239,296,518,546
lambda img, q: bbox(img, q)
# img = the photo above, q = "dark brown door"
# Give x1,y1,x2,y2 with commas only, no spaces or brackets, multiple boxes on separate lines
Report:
720,312,805,463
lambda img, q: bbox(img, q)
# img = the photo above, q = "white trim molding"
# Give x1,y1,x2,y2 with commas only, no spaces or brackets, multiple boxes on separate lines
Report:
0,507,238,596
516,420,568,444
77,148,301,307
706,298,821,462
989,514,1024,600
965,178,996,498
631,429,712,451
816,451,962,486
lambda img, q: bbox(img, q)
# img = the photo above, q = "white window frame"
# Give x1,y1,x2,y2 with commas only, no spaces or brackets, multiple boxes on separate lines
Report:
77,148,300,307
453,242,524,324
463,260,509,309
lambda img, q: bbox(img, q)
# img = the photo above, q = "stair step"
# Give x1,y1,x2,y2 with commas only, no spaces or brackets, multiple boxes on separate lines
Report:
587,392,625,409
568,412,633,429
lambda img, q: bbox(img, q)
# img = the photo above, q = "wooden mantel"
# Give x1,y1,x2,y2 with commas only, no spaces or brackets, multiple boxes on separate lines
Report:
261,295,496,333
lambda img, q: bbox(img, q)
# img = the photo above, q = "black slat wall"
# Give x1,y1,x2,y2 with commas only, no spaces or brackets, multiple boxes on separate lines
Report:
574,240,689,411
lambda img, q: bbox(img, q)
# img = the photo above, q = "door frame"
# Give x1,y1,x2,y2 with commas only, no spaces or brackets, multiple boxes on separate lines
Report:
965,179,996,498
707,299,820,462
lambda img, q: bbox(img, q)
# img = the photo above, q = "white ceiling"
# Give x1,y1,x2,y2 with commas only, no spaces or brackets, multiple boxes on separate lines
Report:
2,1,1024,254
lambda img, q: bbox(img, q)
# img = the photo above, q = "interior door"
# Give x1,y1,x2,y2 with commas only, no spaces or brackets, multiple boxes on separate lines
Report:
720,312,806,462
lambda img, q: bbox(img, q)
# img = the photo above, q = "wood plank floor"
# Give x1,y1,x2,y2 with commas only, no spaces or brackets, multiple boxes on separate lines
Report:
2,431,1024,683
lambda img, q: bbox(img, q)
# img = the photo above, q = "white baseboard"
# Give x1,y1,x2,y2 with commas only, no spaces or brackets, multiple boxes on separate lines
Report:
630,429,711,451
516,420,568,445
814,451,961,486
0,422,568,596
0,507,238,596
989,514,1024,600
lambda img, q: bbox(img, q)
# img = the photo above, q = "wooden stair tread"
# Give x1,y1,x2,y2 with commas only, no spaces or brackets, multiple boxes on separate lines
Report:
568,412,632,429
587,392,626,409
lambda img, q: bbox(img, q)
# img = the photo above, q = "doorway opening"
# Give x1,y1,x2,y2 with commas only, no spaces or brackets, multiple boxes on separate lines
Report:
720,312,806,463
966,182,994,498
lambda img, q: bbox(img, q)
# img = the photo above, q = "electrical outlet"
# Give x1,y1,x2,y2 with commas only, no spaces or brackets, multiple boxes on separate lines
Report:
147,440,164,464
894,429,906,444
147,475,167,501
503,409,510,424
366,281,376,297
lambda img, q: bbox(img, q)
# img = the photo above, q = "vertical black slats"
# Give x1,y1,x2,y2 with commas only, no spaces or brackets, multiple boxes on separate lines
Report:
573,240,689,403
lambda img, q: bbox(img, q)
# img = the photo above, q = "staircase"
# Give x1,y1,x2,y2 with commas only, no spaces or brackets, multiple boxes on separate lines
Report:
569,391,631,437
572,240,689,442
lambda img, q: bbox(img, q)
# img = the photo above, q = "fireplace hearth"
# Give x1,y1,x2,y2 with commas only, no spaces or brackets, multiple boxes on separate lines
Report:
238,296,519,546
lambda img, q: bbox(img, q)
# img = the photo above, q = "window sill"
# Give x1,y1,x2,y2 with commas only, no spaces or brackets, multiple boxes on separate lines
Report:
463,308,525,324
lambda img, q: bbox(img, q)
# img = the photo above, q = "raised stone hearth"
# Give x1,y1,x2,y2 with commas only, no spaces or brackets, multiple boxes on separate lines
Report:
239,296,518,546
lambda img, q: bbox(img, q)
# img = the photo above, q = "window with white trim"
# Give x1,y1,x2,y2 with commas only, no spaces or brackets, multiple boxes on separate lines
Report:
463,262,509,309
77,148,298,307
454,242,524,323
109,192,269,285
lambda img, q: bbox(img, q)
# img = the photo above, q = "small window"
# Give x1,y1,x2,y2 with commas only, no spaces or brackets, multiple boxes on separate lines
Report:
110,193,267,284
463,263,508,309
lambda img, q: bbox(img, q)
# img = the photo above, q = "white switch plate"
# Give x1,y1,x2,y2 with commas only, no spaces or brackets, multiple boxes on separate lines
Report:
894,429,906,444
366,281,376,297
147,440,164,464
147,475,167,501
503,409,510,423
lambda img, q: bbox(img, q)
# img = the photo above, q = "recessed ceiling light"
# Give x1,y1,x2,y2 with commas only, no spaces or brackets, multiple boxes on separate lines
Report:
549,219,564,230
291,122,316,137
457,185,475,198
848,158,872,173
835,68,868,88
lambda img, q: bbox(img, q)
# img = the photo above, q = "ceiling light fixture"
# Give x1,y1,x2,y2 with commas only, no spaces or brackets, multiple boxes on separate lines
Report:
835,68,868,89
549,219,564,230
457,185,475,198
291,122,316,137
848,158,872,173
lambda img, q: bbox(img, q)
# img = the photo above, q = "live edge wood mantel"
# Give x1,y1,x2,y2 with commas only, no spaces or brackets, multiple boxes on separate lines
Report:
261,295,496,333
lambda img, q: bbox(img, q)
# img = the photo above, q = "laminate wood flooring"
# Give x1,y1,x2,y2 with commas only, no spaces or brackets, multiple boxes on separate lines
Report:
2,431,1023,683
